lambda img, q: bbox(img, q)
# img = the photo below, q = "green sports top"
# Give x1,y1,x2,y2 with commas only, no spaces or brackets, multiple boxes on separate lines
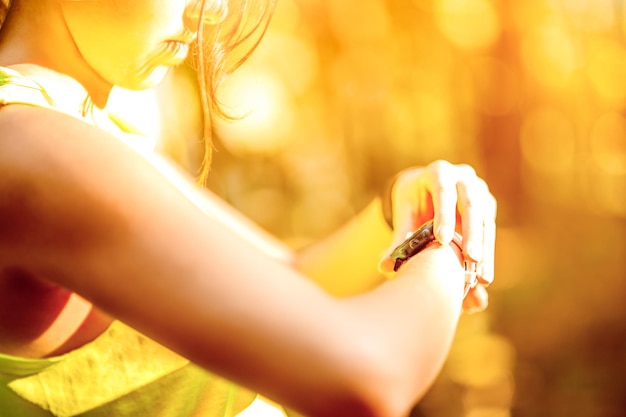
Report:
0,66,256,417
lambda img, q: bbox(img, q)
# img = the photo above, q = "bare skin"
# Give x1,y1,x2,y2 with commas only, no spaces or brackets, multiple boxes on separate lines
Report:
0,1,496,416
0,103,467,416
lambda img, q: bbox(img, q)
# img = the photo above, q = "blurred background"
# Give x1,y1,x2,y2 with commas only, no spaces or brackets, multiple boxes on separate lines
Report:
109,0,626,415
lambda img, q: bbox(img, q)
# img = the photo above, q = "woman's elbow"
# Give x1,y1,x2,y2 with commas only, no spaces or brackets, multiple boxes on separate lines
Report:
322,339,436,417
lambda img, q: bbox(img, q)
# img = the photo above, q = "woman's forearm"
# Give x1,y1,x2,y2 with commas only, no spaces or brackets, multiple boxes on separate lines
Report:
0,105,468,417
330,242,466,416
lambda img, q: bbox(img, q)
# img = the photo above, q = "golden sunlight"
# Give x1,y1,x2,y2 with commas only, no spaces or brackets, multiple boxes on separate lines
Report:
433,0,501,50
214,68,295,155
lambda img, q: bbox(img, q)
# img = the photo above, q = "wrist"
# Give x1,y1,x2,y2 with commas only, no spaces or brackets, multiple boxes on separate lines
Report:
389,220,477,298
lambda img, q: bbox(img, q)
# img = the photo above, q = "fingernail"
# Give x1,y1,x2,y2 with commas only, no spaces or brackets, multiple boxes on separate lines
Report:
480,267,494,285
437,225,454,244
464,305,487,315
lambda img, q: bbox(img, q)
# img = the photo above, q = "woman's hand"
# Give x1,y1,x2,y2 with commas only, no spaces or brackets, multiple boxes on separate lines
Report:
379,160,497,313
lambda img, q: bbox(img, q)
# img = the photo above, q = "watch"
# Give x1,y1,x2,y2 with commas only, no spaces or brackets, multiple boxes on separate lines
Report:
389,220,478,298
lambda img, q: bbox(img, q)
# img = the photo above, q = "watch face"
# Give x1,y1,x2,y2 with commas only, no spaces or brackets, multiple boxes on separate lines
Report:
391,220,436,271
390,221,480,300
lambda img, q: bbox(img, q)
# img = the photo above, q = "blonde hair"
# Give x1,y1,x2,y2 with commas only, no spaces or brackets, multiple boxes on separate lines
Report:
0,0,10,27
0,0,276,183
192,0,276,183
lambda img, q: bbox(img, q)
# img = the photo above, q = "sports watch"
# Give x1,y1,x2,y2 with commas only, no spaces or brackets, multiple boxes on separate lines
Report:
390,220,478,298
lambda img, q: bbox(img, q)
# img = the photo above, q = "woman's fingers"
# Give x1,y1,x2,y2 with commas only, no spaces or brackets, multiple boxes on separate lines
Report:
456,169,487,262
379,160,497,290
455,164,497,286
424,160,459,245
462,283,489,313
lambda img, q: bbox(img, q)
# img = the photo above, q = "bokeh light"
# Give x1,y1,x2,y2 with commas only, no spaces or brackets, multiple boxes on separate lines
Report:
586,37,626,107
589,112,626,175
328,0,393,46
434,0,501,50
551,0,615,33
469,57,520,116
521,22,579,90
214,67,296,155
520,106,577,175
113,0,626,415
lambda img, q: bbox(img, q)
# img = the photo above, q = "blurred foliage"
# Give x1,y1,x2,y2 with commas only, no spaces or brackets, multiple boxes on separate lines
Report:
111,0,626,415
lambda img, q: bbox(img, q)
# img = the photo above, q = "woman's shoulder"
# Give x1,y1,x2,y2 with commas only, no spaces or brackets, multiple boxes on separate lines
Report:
0,63,97,114
0,64,56,109
0,64,156,150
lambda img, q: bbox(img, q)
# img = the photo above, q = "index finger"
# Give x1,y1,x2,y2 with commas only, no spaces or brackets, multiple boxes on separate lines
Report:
424,161,458,245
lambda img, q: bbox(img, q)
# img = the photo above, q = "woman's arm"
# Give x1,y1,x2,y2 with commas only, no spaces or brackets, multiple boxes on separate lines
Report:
146,134,395,297
192,186,392,297
128,127,392,297
0,105,466,417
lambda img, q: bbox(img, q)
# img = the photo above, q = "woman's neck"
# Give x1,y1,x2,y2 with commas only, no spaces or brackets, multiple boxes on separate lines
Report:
0,0,112,108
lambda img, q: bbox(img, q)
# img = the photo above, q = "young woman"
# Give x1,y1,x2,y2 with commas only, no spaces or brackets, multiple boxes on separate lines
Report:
0,1,497,416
